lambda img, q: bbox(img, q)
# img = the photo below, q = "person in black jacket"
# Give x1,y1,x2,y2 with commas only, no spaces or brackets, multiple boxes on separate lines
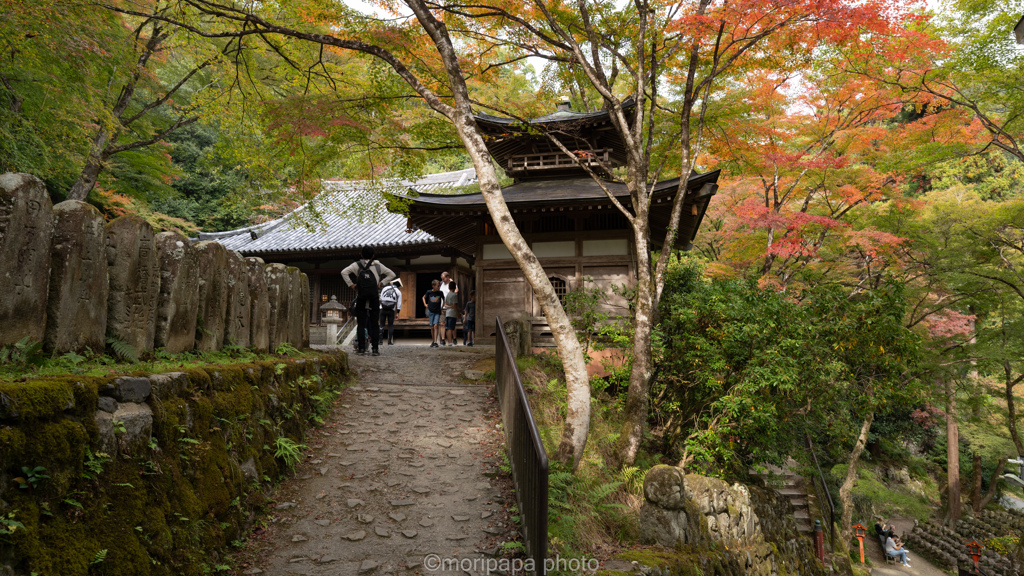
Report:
341,247,396,356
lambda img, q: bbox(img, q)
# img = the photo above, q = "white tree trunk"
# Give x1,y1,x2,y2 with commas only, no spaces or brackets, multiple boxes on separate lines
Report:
403,1,593,468
454,118,592,468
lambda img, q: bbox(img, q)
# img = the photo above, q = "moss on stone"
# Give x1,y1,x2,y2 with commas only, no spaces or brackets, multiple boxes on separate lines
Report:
0,377,86,421
615,547,732,576
0,351,350,575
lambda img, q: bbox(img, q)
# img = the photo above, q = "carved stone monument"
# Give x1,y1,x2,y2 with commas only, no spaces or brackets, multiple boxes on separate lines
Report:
154,231,200,353
193,241,229,352
300,273,310,349
0,173,54,347
287,267,304,348
265,263,289,350
246,257,270,352
105,215,159,354
223,251,251,349
46,200,108,353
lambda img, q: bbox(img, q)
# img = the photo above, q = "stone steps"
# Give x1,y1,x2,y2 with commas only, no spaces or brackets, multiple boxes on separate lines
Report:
754,460,817,535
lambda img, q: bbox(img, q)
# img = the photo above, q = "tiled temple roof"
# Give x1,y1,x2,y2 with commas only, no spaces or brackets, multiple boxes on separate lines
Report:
198,169,477,256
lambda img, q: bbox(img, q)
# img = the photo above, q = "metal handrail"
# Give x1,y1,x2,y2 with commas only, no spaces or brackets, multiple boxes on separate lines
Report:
335,317,353,345
806,432,836,551
495,317,549,576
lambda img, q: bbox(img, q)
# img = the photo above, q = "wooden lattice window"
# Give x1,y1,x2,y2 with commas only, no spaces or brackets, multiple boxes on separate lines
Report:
584,211,629,231
549,276,567,305
533,214,574,234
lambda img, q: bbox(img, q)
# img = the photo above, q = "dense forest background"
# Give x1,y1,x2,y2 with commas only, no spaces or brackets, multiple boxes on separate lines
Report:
2,0,1024,537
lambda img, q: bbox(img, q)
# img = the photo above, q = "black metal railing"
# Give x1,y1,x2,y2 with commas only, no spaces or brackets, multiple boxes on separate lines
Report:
806,432,836,551
495,317,549,576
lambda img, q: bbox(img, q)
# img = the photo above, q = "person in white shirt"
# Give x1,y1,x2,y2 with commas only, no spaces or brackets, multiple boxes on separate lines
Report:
885,535,910,567
438,271,454,344
378,279,403,346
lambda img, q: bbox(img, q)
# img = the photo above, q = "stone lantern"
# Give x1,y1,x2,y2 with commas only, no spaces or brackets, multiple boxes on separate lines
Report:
320,295,345,344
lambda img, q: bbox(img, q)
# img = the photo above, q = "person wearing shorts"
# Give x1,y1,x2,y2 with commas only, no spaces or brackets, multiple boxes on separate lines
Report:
443,281,459,346
423,280,444,347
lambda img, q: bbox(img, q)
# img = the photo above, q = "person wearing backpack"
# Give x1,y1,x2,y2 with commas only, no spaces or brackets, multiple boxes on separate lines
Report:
341,247,396,356
378,279,402,346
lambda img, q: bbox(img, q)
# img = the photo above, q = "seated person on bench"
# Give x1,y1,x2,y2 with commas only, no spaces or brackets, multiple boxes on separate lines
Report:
875,521,894,541
885,534,911,567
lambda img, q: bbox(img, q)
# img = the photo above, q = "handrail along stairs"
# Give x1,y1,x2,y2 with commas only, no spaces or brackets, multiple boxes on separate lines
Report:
806,432,836,552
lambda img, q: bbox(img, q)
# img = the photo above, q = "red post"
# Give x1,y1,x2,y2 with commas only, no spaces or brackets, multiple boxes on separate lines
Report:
814,520,825,565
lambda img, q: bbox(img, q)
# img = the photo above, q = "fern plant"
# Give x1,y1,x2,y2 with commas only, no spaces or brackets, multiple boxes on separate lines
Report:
106,336,138,363
275,342,299,356
621,465,645,496
0,337,47,369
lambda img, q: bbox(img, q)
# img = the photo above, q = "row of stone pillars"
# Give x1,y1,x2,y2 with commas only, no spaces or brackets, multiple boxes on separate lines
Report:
0,173,308,355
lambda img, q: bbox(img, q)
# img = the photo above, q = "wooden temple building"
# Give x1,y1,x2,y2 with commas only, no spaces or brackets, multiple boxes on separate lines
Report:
205,100,719,344
401,100,719,342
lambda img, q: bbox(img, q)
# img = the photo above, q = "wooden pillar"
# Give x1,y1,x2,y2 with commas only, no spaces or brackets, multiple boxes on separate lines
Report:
399,271,416,319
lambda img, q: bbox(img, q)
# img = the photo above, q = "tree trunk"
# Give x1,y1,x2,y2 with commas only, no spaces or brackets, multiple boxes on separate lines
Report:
979,459,1007,511
68,128,110,201
461,129,591,468
402,0,593,468
945,379,961,526
618,211,654,466
1005,360,1024,455
970,452,982,513
839,412,874,542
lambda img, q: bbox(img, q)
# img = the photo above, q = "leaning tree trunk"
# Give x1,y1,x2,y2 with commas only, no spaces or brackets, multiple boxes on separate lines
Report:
404,0,592,468
68,128,111,201
977,458,1007,513
467,144,592,467
946,379,961,526
839,412,874,542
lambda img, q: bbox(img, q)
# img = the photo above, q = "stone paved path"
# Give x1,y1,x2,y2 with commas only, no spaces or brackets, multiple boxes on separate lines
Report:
244,345,508,576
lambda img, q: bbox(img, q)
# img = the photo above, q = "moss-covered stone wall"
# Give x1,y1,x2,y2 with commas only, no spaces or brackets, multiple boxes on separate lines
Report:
0,352,349,576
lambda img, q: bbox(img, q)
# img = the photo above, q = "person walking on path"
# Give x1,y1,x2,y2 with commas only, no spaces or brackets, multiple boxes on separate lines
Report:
442,281,460,346
341,246,396,356
378,279,402,346
423,279,444,347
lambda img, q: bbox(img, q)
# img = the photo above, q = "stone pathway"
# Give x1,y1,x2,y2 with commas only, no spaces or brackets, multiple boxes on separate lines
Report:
242,345,509,576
